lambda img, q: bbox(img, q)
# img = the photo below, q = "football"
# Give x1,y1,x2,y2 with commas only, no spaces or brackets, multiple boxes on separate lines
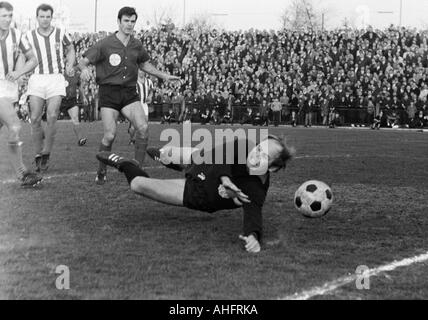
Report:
294,181,333,218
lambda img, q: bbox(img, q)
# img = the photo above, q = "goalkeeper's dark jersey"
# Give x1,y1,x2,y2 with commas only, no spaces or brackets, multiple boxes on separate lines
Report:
183,139,270,240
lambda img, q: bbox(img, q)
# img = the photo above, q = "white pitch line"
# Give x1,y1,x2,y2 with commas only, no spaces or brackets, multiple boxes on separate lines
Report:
0,155,354,185
294,154,352,160
280,251,428,300
0,166,164,185
0,153,423,185
3,152,421,185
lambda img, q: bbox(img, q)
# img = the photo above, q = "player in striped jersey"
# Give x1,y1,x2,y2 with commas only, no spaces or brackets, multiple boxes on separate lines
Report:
26,3,76,173
0,1,42,186
128,70,154,145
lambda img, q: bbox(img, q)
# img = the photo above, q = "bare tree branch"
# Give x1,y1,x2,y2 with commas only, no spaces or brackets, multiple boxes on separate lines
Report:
145,5,179,29
186,13,219,34
279,0,332,31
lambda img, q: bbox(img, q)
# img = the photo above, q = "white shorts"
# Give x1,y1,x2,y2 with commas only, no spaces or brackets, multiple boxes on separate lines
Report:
27,74,66,100
142,103,149,118
0,80,18,102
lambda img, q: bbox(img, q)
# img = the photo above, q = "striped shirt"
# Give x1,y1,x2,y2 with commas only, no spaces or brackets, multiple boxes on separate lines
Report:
27,27,72,75
0,28,32,80
137,78,154,104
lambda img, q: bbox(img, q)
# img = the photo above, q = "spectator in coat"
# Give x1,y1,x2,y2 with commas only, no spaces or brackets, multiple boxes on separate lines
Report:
270,97,282,127
161,107,178,125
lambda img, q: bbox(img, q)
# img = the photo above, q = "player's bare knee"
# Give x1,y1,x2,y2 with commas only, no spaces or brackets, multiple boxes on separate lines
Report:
71,117,80,126
136,123,148,133
130,178,145,193
46,113,59,124
134,124,149,139
8,123,21,141
103,132,116,144
9,122,21,134
31,116,42,126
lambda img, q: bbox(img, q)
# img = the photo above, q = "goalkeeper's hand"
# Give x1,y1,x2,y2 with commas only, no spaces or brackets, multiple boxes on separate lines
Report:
220,176,250,205
239,234,261,254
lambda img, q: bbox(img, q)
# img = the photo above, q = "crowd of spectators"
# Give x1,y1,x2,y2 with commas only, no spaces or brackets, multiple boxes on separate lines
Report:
17,25,428,129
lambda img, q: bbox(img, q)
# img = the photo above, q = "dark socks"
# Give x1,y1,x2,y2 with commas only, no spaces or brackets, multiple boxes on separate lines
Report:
120,162,149,185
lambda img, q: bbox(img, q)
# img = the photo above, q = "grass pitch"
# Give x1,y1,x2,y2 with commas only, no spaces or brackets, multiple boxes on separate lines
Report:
0,121,427,299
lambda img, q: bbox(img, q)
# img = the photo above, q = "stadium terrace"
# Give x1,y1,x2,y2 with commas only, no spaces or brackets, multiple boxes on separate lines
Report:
14,25,428,130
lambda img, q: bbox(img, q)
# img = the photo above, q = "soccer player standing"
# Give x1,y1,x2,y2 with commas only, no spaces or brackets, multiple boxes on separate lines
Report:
0,1,42,186
26,3,76,172
61,65,87,146
79,7,181,185
128,70,154,145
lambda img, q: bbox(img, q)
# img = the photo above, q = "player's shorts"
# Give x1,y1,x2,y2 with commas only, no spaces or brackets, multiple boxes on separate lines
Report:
0,80,19,102
27,74,66,100
60,97,78,113
99,85,140,112
183,177,215,213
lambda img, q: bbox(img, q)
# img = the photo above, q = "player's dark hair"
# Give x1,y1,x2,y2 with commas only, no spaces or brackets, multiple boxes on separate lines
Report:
118,7,138,21
0,1,13,11
267,135,295,172
36,4,54,16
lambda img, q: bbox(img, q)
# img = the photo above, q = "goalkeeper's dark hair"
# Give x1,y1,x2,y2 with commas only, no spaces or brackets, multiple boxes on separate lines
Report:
267,135,295,172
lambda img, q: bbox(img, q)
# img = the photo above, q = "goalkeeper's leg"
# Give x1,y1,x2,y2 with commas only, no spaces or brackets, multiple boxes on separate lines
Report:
97,152,185,206
146,146,199,172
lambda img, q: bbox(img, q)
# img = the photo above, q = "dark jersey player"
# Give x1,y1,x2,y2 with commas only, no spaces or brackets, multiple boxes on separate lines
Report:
96,135,294,253
79,7,181,185
61,66,87,146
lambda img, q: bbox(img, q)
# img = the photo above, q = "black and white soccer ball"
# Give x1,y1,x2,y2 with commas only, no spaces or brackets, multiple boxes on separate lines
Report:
294,181,333,218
